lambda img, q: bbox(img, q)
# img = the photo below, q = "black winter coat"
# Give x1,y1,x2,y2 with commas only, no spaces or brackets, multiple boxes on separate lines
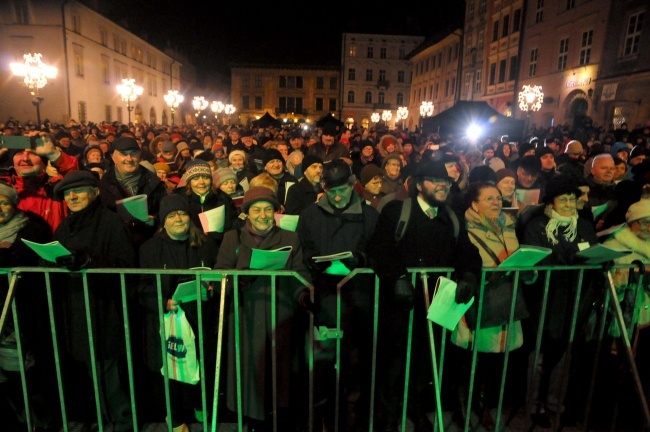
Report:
174,187,238,247
54,199,136,360
284,177,321,215
138,230,219,371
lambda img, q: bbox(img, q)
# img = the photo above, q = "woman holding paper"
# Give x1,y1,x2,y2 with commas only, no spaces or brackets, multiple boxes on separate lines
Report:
450,181,532,431
175,159,238,247
138,194,219,432
522,174,600,427
215,186,311,431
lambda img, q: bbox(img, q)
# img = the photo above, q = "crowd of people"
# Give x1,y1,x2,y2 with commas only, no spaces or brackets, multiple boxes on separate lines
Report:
0,116,649,432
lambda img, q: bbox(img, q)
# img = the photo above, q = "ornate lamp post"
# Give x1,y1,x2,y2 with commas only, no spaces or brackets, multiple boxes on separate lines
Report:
419,101,434,132
9,53,58,127
211,100,224,123
396,106,409,130
224,104,236,125
116,78,143,125
381,110,392,130
164,90,184,126
192,97,208,123
370,112,380,129
518,85,544,135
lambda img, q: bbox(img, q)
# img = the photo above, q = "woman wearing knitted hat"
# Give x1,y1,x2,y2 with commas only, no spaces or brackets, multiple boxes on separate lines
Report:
522,174,600,427
139,194,220,432
495,168,519,209
215,186,312,431
174,159,238,246
227,149,256,185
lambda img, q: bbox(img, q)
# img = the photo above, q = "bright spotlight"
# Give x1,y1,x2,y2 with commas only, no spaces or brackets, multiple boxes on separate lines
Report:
467,124,482,140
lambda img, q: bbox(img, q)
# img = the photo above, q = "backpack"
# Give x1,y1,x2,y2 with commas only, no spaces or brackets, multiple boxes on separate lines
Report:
394,197,459,242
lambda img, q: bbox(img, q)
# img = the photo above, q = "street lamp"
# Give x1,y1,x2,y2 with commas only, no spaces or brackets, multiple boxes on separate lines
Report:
381,110,392,129
518,85,544,135
396,106,408,130
164,90,184,126
370,112,380,129
116,78,143,125
224,104,236,125
211,100,224,123
419,101,434,131
192,97,208,123
9,53,58,127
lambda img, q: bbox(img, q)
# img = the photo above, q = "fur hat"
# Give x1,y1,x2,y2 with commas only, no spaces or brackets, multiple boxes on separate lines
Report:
263,148,284,167
626,200,650,223
112,137,140,153
360,164,383,186
0,180,19,205
241,186,280,213
228,149,248,164
301,154,323,171
321,159,353,189
159,194,190,222
183,159,212,182
53,170,98,200
535,146,554,158
542,174,582,204
518,155,542,175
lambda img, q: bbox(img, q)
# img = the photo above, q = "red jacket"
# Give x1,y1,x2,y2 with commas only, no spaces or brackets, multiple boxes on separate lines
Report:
13,151,79,234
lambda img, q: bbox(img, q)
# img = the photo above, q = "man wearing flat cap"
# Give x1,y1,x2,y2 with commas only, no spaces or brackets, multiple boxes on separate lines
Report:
52,170,136,431
296,159,379,431
232,129,265,173
284,155,324,215
307,124,351,164
368,158,482,431
98,136,167,251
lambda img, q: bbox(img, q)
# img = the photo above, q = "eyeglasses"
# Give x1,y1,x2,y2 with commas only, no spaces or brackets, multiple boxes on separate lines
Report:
165,210,189,220
478,196,503,203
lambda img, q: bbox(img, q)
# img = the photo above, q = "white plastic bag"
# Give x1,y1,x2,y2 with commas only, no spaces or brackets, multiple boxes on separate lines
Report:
160,305,200,384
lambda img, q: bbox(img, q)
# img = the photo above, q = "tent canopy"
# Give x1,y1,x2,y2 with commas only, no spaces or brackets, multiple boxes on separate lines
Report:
252,111,281,128
422,101,524,141
316,113,345,128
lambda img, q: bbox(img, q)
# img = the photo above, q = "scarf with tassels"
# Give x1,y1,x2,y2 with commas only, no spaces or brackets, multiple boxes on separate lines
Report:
544,206,578,245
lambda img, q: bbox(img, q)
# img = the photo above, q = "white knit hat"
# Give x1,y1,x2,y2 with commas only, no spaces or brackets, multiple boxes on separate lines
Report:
228,149,248,164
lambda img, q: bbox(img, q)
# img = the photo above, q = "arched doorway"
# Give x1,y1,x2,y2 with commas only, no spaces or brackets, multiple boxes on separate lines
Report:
149,107,157,125
564,91,589,131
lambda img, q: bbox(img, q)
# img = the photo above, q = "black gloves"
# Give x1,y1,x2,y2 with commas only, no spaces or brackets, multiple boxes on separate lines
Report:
308,258,331,274
55,251,91,271
340,251,367,271
393,277,415,310
299,289,320,314
455,279,476,304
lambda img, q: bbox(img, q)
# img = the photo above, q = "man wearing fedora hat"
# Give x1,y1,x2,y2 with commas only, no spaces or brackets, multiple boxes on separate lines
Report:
368,159,482,431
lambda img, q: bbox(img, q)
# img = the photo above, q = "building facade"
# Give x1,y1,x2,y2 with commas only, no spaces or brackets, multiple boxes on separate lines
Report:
340,33,424,131
408,29,463,129
0,0,183,126
229,64,339,128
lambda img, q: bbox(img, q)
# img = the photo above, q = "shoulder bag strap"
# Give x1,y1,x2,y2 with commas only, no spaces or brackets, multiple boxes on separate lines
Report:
468,230,501,266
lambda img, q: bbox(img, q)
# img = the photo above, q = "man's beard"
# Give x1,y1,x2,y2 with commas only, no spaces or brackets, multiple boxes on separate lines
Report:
420,190,447,208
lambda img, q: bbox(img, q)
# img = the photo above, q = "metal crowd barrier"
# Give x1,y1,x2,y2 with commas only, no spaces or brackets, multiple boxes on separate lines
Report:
0,264,648,432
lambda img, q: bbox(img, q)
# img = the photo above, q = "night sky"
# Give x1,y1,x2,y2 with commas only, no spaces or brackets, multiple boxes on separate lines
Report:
100,1,465,82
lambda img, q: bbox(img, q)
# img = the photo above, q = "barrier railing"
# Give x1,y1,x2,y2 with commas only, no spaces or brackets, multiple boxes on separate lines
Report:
0,264,648,432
